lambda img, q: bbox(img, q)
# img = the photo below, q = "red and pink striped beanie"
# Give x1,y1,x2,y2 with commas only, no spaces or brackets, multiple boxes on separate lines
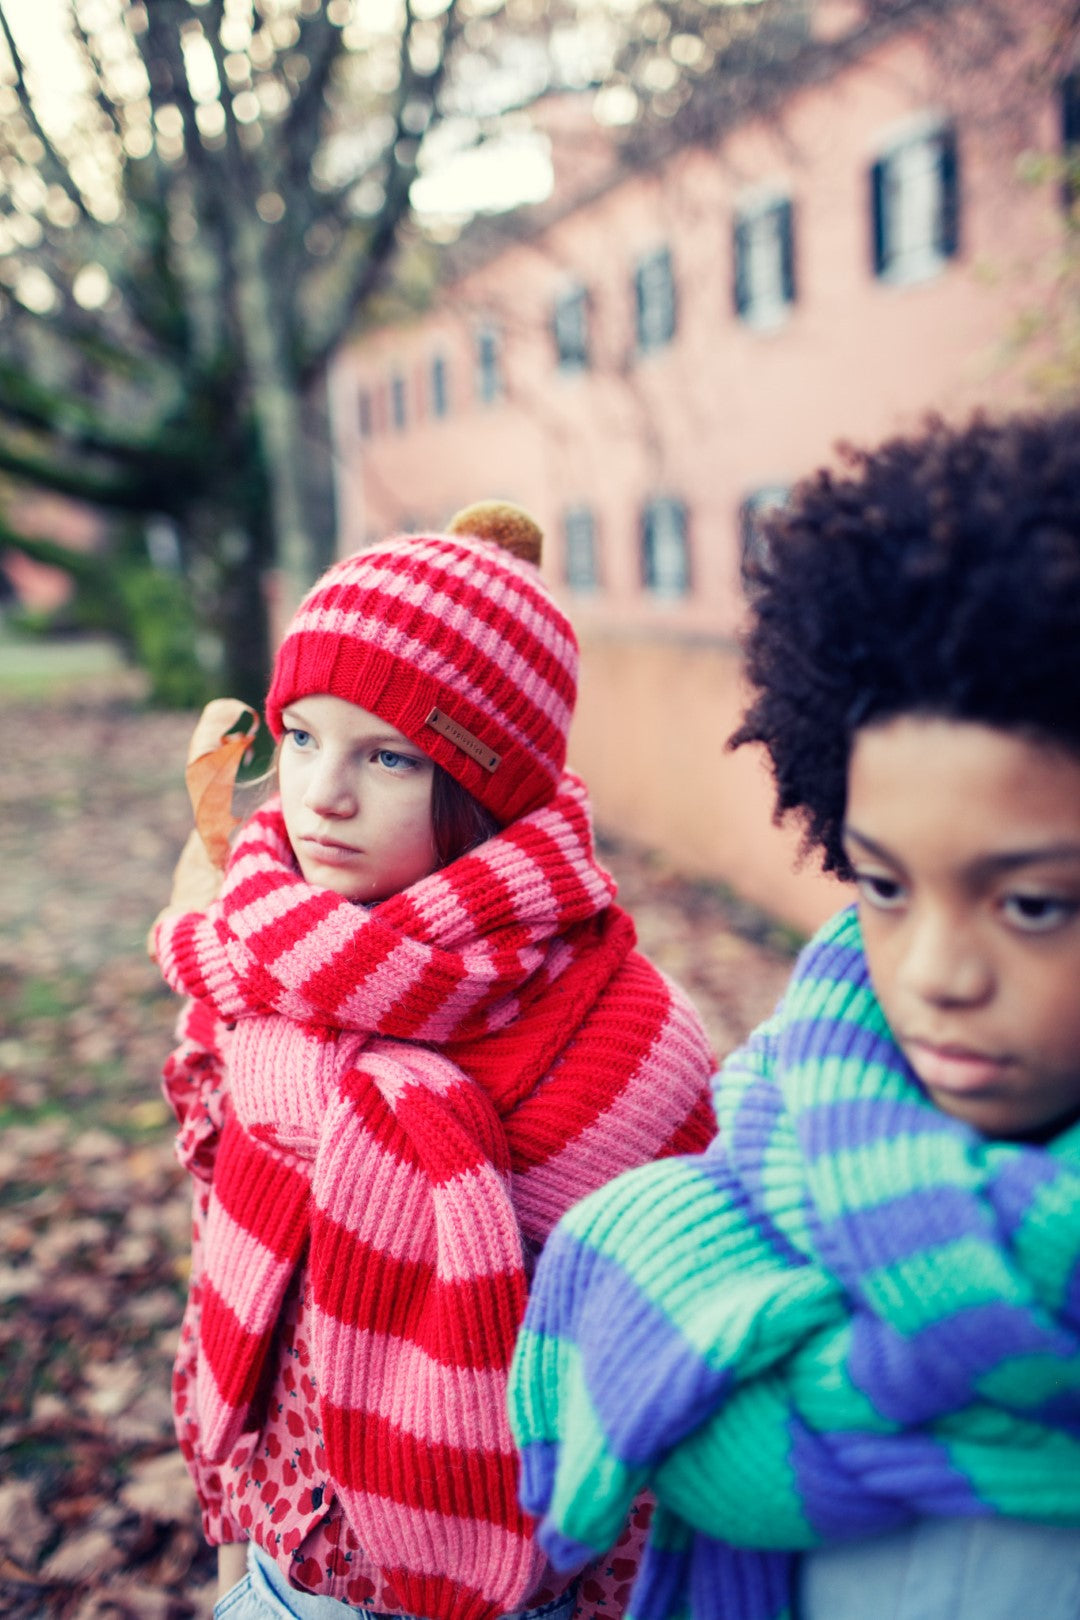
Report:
265,503,578,824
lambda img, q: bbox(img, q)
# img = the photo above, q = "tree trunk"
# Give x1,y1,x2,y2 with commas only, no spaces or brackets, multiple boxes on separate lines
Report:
229,214,320,621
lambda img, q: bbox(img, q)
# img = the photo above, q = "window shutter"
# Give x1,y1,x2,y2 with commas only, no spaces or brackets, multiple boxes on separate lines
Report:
477,328,500,402
554,287,588,369
634,263,647,348
733,216,750,316
779,199,796,304
870,157,888,276
1062,76,1080,208
936,126,960,259
391,373,407,431
553,296,568,365
662,250,677,343
1063,73,1080,145
431,355,448,417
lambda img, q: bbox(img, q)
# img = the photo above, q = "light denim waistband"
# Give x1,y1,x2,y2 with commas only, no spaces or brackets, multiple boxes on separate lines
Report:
246,1542,579,1620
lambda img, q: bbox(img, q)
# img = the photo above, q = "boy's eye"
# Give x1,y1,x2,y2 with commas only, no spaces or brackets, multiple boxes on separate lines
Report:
854,871,906,910
1001,893,1078,933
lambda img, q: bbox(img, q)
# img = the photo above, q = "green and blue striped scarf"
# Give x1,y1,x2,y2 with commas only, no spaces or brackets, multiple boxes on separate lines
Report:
509,907,1080,1620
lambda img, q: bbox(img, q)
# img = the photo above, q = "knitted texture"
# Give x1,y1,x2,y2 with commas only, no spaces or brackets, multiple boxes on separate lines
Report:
509,906,1080,1620
155,775,715,1620
264,529,577,823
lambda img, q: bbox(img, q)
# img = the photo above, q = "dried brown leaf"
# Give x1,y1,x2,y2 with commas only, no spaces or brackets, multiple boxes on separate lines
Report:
183,699,260,870
0,1551,42,1585
40,1528,123,1584
119,1453,197,1526
73,1583,172,1620
0,1481,50,1561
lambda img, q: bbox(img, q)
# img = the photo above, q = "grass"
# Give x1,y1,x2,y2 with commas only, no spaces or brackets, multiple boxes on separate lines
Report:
0,628,136,696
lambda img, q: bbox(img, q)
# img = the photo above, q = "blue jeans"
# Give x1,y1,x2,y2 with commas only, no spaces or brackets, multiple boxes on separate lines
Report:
213,1545,579,1620
799,1517,1080,1620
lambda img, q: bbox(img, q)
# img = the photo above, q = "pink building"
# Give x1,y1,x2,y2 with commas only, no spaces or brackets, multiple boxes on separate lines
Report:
329,3,1078,931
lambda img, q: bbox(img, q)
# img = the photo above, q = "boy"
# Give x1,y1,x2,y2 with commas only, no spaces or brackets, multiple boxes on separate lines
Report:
508,412,1080,1620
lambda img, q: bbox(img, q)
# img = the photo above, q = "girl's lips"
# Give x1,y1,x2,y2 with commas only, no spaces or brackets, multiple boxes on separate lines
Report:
300,835,363,866
904,1039,1009,1094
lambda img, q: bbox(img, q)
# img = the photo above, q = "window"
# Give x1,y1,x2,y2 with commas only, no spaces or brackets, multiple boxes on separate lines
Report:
476,325,501,404
563,506,599,591
734,197,796,326
390,371,408,432
871,123,959,284
430,354,449,418
739,485,789,582
641,498,690,597
358,388,373,439
553,285,589,372
634,247,677,352
1062,74,1080,207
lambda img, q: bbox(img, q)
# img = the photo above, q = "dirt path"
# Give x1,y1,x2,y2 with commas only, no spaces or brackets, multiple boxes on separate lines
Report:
0,685,795,1619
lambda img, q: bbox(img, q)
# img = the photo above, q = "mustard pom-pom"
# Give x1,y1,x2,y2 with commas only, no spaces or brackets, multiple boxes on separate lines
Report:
446,500,543,567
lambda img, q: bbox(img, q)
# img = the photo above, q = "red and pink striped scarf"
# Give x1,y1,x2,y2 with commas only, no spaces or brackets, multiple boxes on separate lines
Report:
155,773,714,1620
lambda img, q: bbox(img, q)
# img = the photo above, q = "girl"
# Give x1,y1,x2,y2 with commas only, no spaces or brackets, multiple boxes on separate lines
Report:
509,414,1080,1620
151,503,715,1620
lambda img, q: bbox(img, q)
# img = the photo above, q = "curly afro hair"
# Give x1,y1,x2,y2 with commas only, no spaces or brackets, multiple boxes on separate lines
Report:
731,410,1080,878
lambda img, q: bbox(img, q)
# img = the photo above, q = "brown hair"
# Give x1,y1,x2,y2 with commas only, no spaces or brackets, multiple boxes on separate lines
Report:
431,765,501,868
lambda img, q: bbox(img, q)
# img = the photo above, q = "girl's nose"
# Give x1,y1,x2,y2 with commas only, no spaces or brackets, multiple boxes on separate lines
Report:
898,909,993,1008
303,755,357,817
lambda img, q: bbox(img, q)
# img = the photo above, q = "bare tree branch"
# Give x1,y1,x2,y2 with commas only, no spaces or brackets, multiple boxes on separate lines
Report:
300,0,463,378
0,4,96,224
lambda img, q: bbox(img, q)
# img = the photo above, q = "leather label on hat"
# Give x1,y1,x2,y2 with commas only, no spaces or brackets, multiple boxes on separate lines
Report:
425,708,501,773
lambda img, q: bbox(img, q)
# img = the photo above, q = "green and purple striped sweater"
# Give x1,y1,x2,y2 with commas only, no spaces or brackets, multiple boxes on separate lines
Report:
509,906,1080,1620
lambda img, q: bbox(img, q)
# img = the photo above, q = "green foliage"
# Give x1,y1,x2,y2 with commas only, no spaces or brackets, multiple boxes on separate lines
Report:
115,563,210,710
2,520,209,708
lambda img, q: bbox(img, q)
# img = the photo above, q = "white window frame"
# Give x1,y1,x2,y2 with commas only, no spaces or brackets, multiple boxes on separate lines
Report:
734,191,796,329
871,114,959,287
430,353,449,419
390,370,408,432
642,497,691,598
475,324,502,405
634,246,677,354
739,484,790,583
553,284,589,373
563,505,599,592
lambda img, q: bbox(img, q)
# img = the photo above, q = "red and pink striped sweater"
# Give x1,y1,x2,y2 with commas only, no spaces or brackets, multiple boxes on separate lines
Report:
155,775,714,1620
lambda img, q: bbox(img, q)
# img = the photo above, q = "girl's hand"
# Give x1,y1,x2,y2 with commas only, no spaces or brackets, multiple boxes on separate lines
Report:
217,1541,249,1599
148,698,259,957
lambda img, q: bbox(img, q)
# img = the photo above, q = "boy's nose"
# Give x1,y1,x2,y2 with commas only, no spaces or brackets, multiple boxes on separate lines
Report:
898,910,993,1007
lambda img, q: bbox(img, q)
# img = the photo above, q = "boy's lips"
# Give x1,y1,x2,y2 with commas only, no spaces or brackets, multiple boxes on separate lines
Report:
903,1037,1010,1094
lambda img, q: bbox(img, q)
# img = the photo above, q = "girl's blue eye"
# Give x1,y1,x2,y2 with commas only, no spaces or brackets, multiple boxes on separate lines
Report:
854,871,906,910
376,748,417,771
1001,893,1077,933
286,727,313,749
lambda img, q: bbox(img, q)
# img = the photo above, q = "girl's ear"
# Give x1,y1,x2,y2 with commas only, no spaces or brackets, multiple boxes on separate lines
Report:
446,500,543,567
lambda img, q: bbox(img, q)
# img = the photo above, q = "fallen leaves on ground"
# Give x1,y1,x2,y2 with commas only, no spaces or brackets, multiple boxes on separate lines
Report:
0,678,795,1619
